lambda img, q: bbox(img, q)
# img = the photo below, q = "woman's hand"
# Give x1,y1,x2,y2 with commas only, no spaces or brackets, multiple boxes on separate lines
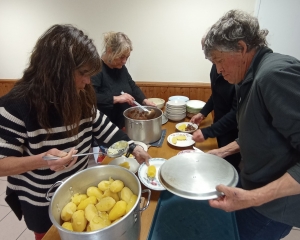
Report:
44,147,78,171
143,99,156,107
190,113,205,125
192,129,205,142
114,93,135,105
132,145,151,166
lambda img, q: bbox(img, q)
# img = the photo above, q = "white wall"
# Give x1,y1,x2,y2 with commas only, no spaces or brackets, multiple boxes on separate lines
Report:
255,0,300,60
0,0,255,82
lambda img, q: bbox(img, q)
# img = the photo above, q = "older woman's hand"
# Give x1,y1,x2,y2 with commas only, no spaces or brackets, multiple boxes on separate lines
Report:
44,147,78,171
132,145,150,166
143,99,156,107
114,93,135,105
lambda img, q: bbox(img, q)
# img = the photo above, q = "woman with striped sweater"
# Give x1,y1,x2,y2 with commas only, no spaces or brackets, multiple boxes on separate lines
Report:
0,24,150,240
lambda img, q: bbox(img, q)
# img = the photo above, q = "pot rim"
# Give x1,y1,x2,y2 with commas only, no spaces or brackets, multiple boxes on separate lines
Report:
123,106,162,121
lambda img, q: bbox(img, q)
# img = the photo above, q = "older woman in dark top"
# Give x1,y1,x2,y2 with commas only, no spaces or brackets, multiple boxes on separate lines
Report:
91,32,155,129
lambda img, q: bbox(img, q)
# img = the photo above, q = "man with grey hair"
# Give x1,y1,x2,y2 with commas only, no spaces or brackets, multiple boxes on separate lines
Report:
204,10,300,240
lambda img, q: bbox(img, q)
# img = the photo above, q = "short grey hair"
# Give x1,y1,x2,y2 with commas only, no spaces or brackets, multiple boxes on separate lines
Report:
204,10,269,58
103,32,132,61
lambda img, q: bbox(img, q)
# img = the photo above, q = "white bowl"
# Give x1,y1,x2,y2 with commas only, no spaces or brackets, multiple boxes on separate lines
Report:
148,98,165,109
169,96,189,102
186,100,206,113
167,113,186,121
108,156,140,173
166,100,187,107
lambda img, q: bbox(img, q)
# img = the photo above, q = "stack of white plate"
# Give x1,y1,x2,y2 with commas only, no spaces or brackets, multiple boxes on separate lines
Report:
165,100,186,121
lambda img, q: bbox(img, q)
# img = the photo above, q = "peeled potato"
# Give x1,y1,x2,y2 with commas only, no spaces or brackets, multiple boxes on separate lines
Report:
103,189,120,202
126,194,138,213
110,180,124,193
120,187,133,203
86,223,92,232
87,186,103,201
71,193,87,206
71,210,87,232
84,204,98,222
61,202,77,221
147,165,156,178
178,124,186,131
119,161,130,169
177,135,186,140
61,177,137,232
90,215,111,231
108,200,127,221
172,137,177,144
77,196,97,210
98,180,111,191
96,196,116,212
62,222,73,231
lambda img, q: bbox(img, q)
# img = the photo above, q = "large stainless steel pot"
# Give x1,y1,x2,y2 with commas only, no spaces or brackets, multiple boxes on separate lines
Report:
46,165,151,240
124,106,162,144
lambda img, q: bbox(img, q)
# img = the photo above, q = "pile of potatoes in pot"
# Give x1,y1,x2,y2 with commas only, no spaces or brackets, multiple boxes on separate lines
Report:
60,177,138,232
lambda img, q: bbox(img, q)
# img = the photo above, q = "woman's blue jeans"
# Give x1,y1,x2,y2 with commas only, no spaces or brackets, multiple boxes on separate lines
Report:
235,207,292,240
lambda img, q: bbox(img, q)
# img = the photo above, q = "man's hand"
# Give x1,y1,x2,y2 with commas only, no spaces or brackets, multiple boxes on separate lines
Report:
190,113,205,125
209,185,257,212
192,129,205,142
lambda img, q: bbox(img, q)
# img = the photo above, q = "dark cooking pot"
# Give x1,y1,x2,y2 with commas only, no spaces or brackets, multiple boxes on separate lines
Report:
123,106,162,144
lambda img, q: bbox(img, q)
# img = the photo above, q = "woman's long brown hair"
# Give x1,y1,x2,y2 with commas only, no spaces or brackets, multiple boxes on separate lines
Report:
10,24,101,137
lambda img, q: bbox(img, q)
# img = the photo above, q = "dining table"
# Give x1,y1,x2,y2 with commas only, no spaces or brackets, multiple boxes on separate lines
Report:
42,113,218,240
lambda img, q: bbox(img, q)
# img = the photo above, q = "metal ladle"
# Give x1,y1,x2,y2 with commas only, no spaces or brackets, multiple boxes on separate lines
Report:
121,91,156,119
43,140,129,160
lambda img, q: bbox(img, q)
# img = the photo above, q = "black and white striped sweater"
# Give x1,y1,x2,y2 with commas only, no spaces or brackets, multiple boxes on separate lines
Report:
0,95,129,232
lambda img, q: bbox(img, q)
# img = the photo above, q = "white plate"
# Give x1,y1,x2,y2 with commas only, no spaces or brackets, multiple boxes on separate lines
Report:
109,156,140,173
175,122,198,133
162,113,168,125
138,158,166,191
167,133,195,147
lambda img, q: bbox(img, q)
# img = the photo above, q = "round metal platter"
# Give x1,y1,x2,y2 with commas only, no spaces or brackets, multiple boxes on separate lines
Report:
158,152,239,200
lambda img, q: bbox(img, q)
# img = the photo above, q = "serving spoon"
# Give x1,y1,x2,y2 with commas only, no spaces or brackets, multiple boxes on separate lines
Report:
43,140,129,160
121,91,156,119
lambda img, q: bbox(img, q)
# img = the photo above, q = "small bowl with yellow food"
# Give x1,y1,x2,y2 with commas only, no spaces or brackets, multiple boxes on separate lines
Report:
108,156,140,173
175,122,198,133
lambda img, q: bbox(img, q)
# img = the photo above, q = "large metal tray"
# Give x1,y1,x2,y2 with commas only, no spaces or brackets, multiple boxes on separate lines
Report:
158,152,239,200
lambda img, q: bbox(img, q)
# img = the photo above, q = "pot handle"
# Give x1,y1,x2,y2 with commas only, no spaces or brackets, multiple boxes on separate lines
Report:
139,189,151,212
45,181,63,202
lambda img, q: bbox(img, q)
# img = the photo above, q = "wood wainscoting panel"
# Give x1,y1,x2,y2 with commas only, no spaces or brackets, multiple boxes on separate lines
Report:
137,82,211,102
0,80,211,102
0,80,18,97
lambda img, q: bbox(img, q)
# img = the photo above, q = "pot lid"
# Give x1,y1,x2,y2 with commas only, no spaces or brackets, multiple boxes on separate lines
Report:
158,152,238,200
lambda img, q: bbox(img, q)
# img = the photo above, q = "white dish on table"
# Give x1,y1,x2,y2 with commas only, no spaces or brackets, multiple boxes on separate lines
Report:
108,156,140,173
138,158,166,191
175,122,198,133
167,132,195,147
148,98,165,109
